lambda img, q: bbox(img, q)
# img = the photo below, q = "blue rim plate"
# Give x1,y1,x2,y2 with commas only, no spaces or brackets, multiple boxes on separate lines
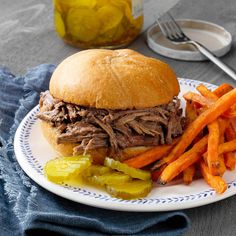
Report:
14,78,236,212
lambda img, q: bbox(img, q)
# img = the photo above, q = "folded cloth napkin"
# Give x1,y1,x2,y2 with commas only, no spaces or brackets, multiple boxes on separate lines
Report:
0,64,190,236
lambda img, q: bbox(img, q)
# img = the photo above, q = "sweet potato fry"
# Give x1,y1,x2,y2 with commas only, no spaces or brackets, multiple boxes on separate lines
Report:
207,120,220,175
183,92,213,107
197,84,218,100
153,88,236,169
213,83,234,97
218,118,230,136
203,138,236,162
225,122,236,140
123,139,178,169
187,85,236,118
186,101,198,124
218,139,236,154
218,155,226,176
185,101,205,143
183,165,196,185
224,122,236,170
222,104,236,118
151,164,167,182
200,160,227,194
217,118,228,175
159,136,208,184
224,152,236,170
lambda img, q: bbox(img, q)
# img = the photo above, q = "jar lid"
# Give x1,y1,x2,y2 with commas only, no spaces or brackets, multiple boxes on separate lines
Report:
147,19,232,61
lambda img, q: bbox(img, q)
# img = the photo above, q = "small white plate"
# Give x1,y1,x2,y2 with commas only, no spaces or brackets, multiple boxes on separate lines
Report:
14,79,236,212
147,19,232,61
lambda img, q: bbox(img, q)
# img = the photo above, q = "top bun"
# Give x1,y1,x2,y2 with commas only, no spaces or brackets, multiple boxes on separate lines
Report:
50,49,179,109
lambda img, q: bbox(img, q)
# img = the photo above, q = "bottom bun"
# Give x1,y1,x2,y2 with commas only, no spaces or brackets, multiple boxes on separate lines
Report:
41,121,152,164
41,121,78,156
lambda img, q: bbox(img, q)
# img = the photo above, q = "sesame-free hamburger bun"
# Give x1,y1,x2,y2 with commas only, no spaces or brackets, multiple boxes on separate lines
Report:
50,49,179,109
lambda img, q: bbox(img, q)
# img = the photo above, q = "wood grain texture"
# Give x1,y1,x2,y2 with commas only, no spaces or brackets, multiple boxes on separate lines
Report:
0,0,236,235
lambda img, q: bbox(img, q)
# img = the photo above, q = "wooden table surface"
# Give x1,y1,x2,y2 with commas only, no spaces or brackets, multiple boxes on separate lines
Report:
1,0,236,235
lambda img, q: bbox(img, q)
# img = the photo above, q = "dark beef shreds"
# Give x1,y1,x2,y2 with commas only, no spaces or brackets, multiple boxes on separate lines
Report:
37,91,186,158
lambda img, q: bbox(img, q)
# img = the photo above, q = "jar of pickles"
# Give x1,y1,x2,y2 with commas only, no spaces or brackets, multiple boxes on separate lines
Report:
53,0,143,48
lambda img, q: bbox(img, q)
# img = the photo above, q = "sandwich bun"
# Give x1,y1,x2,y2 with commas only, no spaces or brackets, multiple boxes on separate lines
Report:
49,49,179,109
40,49,180,162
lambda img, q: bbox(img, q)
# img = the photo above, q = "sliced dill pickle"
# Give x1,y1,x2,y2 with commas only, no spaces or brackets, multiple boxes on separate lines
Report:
53,0,63,13
96,5,123,34
109,23,125,41
54,10,65,37
112,0,131,19
67,8,100,42
65,0,96,8
83,165,112,176
86,172,132,186
104,158,151,180
95,0,110,8
106,180,152,199
111,0,137,26
44,155,91,183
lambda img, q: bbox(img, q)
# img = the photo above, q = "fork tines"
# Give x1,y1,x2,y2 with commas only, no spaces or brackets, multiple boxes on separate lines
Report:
155,12,188,41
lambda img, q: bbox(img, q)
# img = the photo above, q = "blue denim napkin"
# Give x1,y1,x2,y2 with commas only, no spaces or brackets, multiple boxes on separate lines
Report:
0,64,190,236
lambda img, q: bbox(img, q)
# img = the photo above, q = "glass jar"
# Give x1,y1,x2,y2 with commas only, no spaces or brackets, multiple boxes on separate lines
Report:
53,0,143,49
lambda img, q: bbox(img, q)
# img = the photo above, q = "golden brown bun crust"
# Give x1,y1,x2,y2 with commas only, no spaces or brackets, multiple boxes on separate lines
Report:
50,49,179,109
41,121,151,164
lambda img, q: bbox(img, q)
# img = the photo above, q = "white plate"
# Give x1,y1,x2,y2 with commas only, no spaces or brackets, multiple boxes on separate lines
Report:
14,78,236,212
147,19,232,61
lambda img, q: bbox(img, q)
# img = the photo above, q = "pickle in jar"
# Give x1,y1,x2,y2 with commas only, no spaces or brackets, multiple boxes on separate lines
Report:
54,10,66,37
96,5,123,34
112,23,125,42
96,23,125,44
63,0,96,8
95,0,111,8
111,0,133,23
67,8,101,42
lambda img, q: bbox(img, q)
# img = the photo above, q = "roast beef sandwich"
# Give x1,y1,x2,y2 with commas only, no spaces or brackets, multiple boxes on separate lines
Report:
37,49,185,164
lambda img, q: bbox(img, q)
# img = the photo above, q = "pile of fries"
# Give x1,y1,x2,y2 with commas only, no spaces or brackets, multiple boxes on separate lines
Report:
124,83,236,194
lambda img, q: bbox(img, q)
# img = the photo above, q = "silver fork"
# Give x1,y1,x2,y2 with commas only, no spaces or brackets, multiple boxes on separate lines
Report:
156,13,236,81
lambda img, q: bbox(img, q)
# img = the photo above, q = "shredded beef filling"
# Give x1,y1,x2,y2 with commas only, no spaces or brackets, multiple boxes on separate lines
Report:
37,91,185,158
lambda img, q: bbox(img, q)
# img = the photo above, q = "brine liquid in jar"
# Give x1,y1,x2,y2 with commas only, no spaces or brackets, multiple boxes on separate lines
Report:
53,0,143,48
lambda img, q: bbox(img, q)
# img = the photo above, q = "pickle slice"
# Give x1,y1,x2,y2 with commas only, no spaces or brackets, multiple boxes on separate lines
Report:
96,21,125,44
53,0,63,13
106,180,152,199
111,0,134,24
54,10,66,37
65,0,96,8
112,24,125,41
67,8,100,42
86,172,131,186
96,5,123,34
44,155,91,183
95,0,110,8
104,158,151,180
83,165,112,176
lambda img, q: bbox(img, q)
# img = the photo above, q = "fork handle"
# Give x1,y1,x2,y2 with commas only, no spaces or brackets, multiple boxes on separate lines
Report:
190,41,236,81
